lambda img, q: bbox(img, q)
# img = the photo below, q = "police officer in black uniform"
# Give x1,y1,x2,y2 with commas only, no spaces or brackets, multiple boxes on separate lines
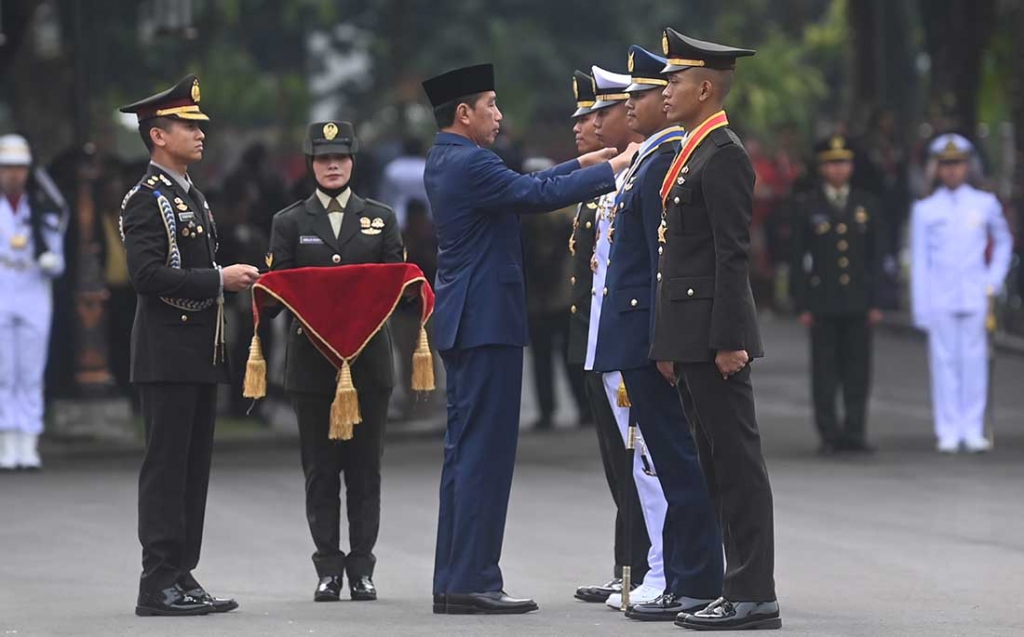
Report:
267,121,403,602
120,75,258,616
650,29,781,631
791,136,883,454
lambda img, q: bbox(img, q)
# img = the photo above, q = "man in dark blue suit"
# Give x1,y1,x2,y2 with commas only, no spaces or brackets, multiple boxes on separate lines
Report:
592,46,724,621
421,63,635,615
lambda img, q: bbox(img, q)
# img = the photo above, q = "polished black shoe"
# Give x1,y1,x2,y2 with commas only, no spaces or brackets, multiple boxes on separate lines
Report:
841,438,876,454
135,585,213,617
625,593,713,621
446,591,539,615
676,597,781,630
433,593,448,614
314,575,342,602
183,586,239,613
349,575,377,601
574,577,622,602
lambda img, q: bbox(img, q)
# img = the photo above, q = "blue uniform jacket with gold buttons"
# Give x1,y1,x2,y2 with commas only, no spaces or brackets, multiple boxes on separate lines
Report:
592,143,676,372
424,131,616,351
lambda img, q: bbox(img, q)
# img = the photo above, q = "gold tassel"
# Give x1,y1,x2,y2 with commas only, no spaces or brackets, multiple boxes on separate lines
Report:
411,326,435,392
242,335,267,399
617,377,631,408
329,360,361,440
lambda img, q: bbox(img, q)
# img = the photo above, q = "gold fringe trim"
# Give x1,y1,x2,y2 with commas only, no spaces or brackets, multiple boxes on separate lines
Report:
330,360,361,440
617,377,631,408
412,326,435,391
242,335,267,399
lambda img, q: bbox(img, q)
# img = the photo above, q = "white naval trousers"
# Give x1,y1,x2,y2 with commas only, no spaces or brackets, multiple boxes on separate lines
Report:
0,300,52,436
927,312,988,446
602,370,667,592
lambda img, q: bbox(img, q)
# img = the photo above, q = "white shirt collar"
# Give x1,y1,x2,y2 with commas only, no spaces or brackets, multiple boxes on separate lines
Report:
149,161,190,192
315,188,352,211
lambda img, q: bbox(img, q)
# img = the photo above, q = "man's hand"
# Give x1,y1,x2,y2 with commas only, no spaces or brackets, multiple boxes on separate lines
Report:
715,349,749,379
609,142,642,174
578,147,617,168
798,311,814,328
222,264,260,292
867,308,883,327
656,360,676,386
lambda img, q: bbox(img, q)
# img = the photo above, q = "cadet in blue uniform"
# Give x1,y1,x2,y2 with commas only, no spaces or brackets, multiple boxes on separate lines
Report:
268,122,402,602
421,63,633,615
119,76,258,616
591,45,723,621
910,134,1011,453
651,30,781,631
791,136,884,454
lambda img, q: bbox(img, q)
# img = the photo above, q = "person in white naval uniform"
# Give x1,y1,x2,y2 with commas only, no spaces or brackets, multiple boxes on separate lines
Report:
910,133,1012,453
583,65,669,609
0,134,66,471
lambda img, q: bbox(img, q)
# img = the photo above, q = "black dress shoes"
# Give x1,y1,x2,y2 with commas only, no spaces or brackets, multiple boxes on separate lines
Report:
574,577,622,602
433,594,448,614
314,575,342,602
183,586,239,613
135,585,213,617
444,591,539,615
349,575,377,601
676,597,781,630
624,593,713,621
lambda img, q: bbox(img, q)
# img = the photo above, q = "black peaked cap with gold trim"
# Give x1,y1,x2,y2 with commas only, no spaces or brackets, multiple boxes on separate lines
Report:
815,135,855,163
572,70,597,119
626,45,669,93
660,28,755,73
422,64,495,108
304,121,359,156
119,74,209,122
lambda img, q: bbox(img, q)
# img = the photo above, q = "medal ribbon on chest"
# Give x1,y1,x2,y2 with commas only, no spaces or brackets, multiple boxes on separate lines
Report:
659,110,729,204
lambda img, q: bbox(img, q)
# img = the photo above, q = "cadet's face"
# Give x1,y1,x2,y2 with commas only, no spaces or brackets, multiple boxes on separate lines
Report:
155,120,205,164
937,160,968,188
819,160,853,188
572,112,601,154
463,92,502,147
662,70,699,123
593,103,632,151
312,153,353,190
627,88,668,136
0,166,30,196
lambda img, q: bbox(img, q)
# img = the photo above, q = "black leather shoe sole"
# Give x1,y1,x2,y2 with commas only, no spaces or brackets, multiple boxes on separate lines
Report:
433,595,447,614
446,601,539,615
625,609,680,622
676,614,782,630
314,592,340,602
350,590,377,601
210,599,239,613
135,604,212,617
574,589,612,603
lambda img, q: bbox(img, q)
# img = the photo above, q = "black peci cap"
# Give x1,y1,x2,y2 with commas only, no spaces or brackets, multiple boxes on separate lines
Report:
422,64,495,108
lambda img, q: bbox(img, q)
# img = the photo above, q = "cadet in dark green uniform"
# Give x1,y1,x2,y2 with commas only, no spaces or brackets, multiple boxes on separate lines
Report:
791,136,883,454
267,121,403,602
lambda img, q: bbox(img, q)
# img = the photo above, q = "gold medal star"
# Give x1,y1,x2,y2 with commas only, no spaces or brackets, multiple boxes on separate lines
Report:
658,220,668,244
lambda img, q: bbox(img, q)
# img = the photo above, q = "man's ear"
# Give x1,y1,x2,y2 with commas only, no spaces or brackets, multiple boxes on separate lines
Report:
150,126,166,148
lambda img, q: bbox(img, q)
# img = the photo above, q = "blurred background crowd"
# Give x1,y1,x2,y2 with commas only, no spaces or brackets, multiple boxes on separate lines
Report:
1,0,1022,434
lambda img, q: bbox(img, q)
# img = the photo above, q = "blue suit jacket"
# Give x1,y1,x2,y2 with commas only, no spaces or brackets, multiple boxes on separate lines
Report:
592,143,676,372
425,132,617,351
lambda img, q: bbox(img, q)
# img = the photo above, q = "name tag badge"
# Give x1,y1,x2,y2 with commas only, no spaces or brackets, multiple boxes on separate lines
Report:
300,235,324,245
177,211,195,221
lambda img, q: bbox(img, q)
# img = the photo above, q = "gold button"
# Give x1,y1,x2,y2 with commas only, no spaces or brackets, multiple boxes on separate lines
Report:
586,221,593,229
196,226,204,234
618,202,624,210
657,272,662,281
839,274,851,285
836,223,848,235
332,254,341,263
570,305,577,314
180,314,188,322
838,257,849,268
673,196,681,204
630,299,638,307
658,246,664,255
837,240,849,252
603,287,608,296
687,288,695,297
570,276,576,285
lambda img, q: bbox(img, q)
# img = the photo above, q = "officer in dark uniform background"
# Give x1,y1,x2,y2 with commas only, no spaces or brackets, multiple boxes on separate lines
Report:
791,136,883,455
120,75,258,616
650,29,781,631
267,121,403,602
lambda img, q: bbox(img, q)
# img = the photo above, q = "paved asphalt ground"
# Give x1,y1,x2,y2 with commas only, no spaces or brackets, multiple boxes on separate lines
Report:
3,318,1024,636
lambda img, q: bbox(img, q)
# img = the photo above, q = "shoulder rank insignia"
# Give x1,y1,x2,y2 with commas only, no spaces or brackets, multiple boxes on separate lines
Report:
159,174,173,187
